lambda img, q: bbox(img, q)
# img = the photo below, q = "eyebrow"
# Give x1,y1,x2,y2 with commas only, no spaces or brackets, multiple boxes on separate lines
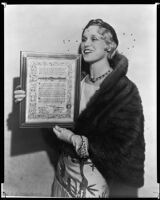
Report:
82,34,103,38
82,35,105,42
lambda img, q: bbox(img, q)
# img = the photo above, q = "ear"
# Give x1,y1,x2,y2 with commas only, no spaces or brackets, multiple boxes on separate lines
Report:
104,44,112,52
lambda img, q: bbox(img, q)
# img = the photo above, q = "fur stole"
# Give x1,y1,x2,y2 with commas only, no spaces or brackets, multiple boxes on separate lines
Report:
61,53,145,188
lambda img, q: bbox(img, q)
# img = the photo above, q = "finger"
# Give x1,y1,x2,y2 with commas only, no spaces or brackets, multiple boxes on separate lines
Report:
55,125,60,129
53,128,59,137
14,97,25,102
14,94,26,99
15,99,20,103
14,90,25,94
55,125,63,132
56,126,68,133
15,85,22,90
76,145,81,153
15,98,24,103
75,141,81,152
53,127,61,137
14,94,26,98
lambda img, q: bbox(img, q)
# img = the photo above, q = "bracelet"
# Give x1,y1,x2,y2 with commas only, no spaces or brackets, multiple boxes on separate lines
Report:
77,136,89,159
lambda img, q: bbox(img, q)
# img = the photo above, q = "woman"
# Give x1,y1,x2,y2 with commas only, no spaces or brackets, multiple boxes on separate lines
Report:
14,19,145,198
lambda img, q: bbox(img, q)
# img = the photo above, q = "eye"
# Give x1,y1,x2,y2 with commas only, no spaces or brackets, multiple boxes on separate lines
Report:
91,37,98,41
82,37,87,42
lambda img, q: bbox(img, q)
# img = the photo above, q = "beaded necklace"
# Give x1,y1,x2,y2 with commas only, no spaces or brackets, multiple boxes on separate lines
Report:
90,69,112,83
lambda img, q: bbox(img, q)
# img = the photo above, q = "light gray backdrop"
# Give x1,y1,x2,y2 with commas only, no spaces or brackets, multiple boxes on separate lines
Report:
4,4,158,197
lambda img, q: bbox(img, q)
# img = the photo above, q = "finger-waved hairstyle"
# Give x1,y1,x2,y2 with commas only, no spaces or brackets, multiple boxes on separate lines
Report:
82,19,119,59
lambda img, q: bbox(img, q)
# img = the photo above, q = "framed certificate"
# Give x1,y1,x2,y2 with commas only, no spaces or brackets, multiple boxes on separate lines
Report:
20,51,81,128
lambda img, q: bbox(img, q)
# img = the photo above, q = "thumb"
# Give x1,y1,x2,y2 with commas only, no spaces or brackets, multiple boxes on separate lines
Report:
15,85,22,90
53,127,60,137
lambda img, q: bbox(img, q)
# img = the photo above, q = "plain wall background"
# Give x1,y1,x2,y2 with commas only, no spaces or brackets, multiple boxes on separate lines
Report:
4,4,158,197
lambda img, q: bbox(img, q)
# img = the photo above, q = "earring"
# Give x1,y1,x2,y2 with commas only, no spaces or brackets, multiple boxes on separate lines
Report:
104,47,111,52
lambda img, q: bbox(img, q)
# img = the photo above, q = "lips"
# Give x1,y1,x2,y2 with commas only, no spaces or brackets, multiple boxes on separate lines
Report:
83,49,93,54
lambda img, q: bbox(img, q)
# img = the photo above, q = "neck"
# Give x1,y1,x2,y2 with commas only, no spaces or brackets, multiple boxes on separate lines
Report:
89,57,112,79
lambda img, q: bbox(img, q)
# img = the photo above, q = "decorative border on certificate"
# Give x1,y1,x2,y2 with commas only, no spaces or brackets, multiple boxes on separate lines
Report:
20,51,81,128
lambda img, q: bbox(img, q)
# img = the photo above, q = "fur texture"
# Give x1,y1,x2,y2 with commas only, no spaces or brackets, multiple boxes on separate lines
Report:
61,52,145,191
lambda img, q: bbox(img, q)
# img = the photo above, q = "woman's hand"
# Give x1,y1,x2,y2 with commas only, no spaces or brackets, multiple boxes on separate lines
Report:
14,85,26,103
53,125,89,158
53,125,75,143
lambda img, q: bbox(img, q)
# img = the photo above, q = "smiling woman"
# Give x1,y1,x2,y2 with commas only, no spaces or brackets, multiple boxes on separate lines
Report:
14,18,145,198
81,26,110,64
51,19,145,198
81,19,118,62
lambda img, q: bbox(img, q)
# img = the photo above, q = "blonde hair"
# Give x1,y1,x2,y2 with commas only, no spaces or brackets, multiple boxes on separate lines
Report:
82,19,118,59
99,28,117,59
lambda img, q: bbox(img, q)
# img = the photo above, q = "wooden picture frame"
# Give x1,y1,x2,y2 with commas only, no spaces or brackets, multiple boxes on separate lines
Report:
20,51,81,128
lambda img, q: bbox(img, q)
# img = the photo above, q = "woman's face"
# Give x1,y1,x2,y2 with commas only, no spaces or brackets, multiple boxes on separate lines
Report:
81,25,108,63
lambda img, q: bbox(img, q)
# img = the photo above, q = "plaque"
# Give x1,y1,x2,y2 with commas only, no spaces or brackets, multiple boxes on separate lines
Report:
20,51,81,128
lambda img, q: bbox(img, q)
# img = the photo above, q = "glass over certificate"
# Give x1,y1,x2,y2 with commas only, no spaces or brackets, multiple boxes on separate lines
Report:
20,51,81,128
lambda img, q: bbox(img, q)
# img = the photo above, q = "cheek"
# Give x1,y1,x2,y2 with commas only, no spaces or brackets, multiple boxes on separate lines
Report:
102,42,108,50
96,44,106,54
96,41,107,50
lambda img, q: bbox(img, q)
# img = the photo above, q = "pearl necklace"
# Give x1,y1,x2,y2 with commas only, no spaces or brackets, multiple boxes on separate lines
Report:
90,70,112,83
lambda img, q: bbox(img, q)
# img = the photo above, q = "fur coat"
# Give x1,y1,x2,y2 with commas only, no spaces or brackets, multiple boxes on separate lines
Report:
60,52,145,192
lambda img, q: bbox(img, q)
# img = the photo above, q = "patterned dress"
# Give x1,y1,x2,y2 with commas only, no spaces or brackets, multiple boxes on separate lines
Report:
51,76,109,198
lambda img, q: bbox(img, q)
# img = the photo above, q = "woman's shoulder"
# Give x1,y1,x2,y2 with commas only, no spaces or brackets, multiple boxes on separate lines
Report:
119,76,138,90
108,76,142,103
125,76,140,94
121,77,143,104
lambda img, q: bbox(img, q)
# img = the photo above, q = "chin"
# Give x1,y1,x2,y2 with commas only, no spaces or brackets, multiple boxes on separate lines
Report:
83,54,96,63
83,55,103,64
83,57,94,63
